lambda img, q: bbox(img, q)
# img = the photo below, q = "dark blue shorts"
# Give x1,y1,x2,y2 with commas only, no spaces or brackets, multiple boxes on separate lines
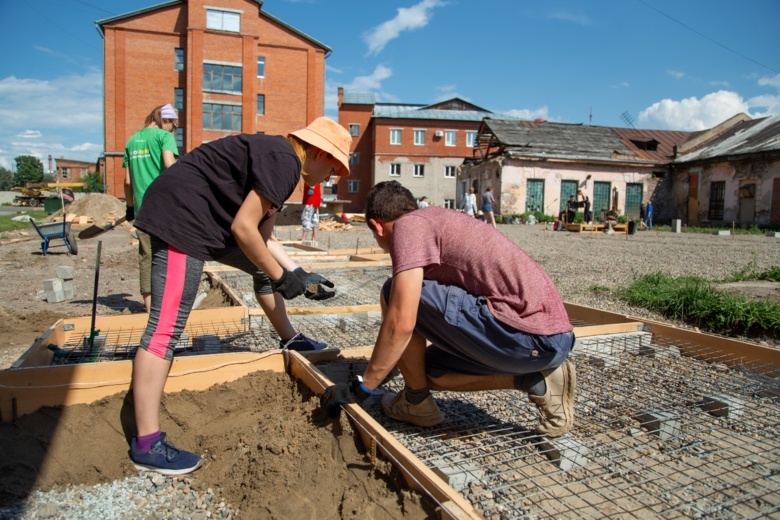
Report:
383,278,574,378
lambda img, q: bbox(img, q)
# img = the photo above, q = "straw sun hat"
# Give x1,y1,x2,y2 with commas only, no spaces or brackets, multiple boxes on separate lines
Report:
290,117,352,177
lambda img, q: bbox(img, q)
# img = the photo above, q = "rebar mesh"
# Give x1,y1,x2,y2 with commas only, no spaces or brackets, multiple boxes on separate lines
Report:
317,333,780,519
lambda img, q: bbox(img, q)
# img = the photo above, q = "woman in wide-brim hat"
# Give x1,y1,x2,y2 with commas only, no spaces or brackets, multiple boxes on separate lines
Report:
126,117,352,476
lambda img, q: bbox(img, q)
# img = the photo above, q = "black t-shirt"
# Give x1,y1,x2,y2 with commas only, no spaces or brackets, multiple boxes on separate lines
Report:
135,134,300,261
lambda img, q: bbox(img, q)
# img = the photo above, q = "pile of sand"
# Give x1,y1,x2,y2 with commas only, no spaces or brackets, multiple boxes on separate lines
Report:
44,194,125,225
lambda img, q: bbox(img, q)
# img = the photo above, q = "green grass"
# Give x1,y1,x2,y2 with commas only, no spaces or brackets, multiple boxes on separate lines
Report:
0,210,47,236
620,272,780,340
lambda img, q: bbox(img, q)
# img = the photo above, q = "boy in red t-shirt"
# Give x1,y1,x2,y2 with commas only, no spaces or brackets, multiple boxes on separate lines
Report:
301,183,322,243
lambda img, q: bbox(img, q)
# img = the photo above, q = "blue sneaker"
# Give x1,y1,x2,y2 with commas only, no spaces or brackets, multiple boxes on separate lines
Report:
279,332,328,352
130,432,203,475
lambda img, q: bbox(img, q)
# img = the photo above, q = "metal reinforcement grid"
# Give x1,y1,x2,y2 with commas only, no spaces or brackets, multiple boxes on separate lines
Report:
317,331,780,519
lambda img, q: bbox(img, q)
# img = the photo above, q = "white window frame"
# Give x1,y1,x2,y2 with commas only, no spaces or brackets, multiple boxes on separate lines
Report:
349,124,360,137
348,180,359,193
257,56,265,78
390,128,401,145
349,152,359,166
414,129,426,146
390,163,401,177
445,130,457,147
444,166,456,178
414,164,425,178
206,7,241,32
444,199,455,209
466,131,477,147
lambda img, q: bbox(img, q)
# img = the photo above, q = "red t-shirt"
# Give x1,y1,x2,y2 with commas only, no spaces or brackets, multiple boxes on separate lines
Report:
391,207,572,336
302,183,322,207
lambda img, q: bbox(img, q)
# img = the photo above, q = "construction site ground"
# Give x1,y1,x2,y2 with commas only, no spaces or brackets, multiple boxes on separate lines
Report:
0,195,778,518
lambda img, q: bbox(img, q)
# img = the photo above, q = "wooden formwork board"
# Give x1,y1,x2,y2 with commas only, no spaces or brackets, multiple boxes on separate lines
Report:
565,302,780,373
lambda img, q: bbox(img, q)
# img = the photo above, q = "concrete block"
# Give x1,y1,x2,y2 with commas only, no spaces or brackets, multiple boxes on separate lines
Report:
713,230,731,236
671,219,682,233
56,265,75,280
637,344,681,359
61,279,74,300
43,278,66,303
83,334,106,350
766,232,780,238
633,409,681,441
585,353,618,369
700,393,744,418
537,436,590,471
302,240,319,248
193,335,221,353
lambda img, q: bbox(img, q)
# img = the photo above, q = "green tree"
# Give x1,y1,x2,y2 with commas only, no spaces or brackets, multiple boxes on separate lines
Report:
13,155,44,187
78,171,105,193
0,167,13,191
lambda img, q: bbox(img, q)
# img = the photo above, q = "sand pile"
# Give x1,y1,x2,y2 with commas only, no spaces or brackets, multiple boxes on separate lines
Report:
45,193,125,225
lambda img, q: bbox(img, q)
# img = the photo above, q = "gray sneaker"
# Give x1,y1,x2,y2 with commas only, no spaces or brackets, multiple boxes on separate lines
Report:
381,390,444,427
528,359,576,437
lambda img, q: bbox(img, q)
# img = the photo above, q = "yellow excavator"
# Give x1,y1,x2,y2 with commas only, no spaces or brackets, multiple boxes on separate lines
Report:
12,182,85,207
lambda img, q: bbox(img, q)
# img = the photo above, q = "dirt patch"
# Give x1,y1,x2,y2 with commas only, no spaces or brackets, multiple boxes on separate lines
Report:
0,370,434,518
718,280,780,304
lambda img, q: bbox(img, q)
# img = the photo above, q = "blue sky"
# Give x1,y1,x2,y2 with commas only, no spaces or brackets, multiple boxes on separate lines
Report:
0,0,778,171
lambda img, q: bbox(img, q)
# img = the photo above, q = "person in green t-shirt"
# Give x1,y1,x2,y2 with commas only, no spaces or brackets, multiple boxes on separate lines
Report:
123,104,179,310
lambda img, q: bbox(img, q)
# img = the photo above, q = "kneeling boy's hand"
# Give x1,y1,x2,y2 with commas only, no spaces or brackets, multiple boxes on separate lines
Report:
271,269,306,299
321,377,374,418
294,268,336,300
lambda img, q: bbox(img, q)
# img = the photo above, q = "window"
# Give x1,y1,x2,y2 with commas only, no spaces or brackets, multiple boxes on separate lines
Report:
206,8,240,32
61,168,70,179
560,180,578,213
349,153,359,166
203,63,242,93
256,94,265,116
348,180,359,193
414,164,425,177
203,103,242,131
414,129,426,145
525,179,545,213
445,166,456,178
174,127,184,150
443,199,455,209
390,163,401,177
709,181,725,221
390,129,401,145
625,183,643,219
174,88,184,110
349,124,360,137
445,130,456,146
174,49,184,72
466,131,477,147
257,57,265,77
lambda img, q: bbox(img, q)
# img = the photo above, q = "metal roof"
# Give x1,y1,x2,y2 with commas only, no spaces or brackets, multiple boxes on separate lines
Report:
612,127,700,164
95,0,332,53
675,115,780,163
483,119,646,162
341,92,378,105
373,107,507,121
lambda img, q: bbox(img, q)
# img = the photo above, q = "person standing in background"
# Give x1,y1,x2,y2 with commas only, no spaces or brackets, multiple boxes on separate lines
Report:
481,186,497,229
646,201,653,230
300,182,322,244
123,103,179,311
461,186,477,217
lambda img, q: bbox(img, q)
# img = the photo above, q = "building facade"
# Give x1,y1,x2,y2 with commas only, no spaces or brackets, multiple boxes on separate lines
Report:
337,89,516,213
97,0,330,198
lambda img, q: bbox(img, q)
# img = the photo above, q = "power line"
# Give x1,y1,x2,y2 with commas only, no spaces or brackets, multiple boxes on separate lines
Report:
636,0,778,74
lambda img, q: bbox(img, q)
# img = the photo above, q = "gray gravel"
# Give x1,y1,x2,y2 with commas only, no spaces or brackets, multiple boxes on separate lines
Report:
2,221,778,519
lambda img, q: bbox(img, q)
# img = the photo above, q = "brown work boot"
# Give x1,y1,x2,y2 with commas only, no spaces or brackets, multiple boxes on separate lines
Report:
381,390,444,427
527,359,576,437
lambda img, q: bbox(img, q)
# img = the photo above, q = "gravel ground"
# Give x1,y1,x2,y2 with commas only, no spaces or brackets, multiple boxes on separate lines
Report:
1,220,778,519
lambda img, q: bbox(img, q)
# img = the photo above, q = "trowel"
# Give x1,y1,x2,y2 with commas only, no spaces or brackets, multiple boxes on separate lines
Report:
77,216,127,239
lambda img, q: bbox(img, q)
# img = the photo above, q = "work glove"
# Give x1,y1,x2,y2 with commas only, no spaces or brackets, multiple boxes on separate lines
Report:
125,206,135,222
294,267,336,301
321,376,374,418
270,268,307,300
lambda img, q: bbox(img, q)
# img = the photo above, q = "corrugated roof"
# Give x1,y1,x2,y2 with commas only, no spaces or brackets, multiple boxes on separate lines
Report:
484,119,646,162
612,127,699,164
675,115,780,163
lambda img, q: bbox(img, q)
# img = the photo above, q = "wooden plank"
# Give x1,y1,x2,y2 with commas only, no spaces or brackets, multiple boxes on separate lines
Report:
350,253,390,261
565,302,779,373
0,351,285,422
574,322,646,337
287,352,482,519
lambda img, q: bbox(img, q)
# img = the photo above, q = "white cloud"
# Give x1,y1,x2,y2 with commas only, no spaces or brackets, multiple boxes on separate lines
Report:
324,65,394,117
547,10,593,26
0,72,104,169
758,73,780,89
363,0,445,56
667,70,685,79
610,81,630,89
638,90,750,130
710,80,730,87
504,106,551,121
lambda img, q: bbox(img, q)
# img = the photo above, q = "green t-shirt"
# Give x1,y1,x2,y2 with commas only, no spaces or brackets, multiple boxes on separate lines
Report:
122,127,179,210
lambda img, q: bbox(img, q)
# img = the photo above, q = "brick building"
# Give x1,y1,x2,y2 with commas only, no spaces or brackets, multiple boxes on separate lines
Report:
97,0,330,199
47,156,96,182
337,88,518,213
